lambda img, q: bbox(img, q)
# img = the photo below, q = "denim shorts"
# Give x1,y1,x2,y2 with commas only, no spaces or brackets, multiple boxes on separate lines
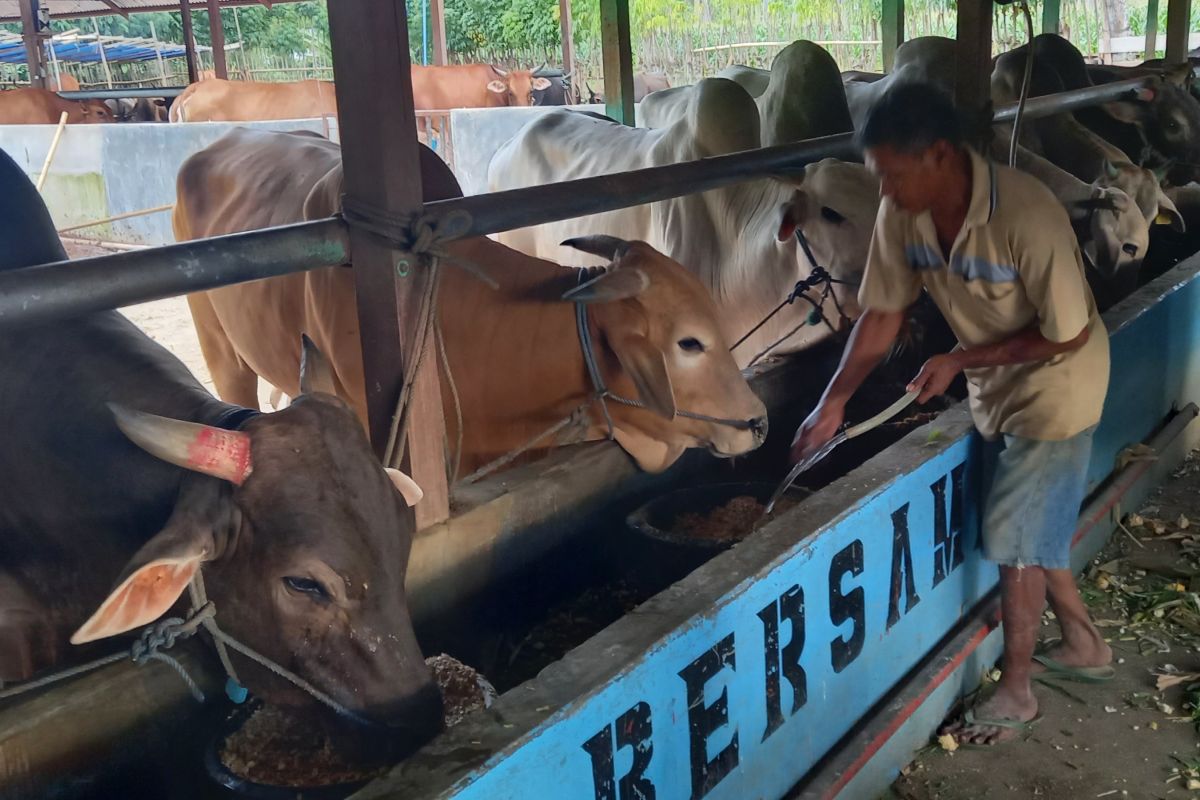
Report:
980,425,1096,570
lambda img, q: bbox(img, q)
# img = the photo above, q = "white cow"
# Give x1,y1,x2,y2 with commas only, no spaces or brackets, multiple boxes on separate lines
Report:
489,77,878,366
845,35,1176,291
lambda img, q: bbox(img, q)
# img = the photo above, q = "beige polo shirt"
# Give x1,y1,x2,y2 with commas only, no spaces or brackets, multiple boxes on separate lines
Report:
859,148,1110,441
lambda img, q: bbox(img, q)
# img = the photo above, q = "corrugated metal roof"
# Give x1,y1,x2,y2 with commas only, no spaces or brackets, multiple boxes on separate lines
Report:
0,31,192,63
0,0,306,24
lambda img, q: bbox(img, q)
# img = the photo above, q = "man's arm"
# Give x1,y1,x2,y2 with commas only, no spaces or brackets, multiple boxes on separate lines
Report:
790,309,907,460
908,322,1090,403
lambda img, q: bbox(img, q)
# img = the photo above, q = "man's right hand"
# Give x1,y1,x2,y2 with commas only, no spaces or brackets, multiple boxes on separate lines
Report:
790,400,845,464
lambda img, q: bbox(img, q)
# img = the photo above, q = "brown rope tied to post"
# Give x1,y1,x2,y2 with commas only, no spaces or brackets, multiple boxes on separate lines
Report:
338,197,499,471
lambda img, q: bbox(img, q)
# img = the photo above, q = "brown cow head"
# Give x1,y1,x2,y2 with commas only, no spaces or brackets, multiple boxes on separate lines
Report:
77,99,114,123
487,66,553,107
72,337,441,760
563,236,768,472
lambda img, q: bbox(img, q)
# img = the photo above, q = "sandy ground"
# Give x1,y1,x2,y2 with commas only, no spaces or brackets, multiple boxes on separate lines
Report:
64,238,277,409
886,450,1200,800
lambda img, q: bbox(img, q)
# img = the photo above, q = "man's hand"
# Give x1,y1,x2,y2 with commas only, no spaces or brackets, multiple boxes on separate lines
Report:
907,352,963,403
791,401,845,464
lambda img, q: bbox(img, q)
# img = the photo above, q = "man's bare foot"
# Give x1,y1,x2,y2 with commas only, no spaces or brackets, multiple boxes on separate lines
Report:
940,689,1039,746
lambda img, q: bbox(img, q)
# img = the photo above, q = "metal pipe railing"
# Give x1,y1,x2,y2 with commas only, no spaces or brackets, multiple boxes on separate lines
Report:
58,87,187,100
0,76,1153,328
0,219,348,328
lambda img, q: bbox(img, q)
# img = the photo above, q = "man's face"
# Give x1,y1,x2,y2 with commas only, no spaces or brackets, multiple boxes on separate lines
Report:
865,141,956,215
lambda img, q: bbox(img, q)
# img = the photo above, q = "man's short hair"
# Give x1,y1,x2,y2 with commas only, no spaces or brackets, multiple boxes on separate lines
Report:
859,82,965,154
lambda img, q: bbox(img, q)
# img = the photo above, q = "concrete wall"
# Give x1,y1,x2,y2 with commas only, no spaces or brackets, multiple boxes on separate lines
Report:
0,118,340,247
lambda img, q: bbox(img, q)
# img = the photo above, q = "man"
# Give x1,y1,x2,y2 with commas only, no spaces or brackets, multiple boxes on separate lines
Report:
792,83,1113,746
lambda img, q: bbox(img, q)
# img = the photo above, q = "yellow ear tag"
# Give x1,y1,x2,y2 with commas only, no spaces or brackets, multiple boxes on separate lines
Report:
1156,213,1174,225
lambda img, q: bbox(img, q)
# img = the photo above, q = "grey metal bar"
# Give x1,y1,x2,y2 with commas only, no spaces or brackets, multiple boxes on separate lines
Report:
991,76,1150,123
0,76,1156,328
0,219,348,328
59,87,186,100
428,132,860,240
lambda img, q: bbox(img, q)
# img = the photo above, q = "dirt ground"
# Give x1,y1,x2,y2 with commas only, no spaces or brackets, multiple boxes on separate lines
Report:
64,238,276,408
886,450,1200,800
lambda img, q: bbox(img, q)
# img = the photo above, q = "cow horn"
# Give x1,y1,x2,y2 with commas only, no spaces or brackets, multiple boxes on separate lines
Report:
299,334,337,396
110,404,253,485
561,235,633,262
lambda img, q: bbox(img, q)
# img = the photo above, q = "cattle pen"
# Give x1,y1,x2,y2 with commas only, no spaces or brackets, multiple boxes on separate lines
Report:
3,0,1200,799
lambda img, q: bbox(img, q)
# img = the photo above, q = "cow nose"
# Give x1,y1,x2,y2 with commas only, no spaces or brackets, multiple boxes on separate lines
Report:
358,681,445,762
749,415,769,442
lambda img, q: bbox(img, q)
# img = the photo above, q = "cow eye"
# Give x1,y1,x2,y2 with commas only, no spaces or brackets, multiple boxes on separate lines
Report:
678,337,705,353
820,207,846,224
283,576,330,600
1123,243,1139,256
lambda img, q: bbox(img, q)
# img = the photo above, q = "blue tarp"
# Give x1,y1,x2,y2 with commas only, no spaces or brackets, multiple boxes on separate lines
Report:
0,38,187,64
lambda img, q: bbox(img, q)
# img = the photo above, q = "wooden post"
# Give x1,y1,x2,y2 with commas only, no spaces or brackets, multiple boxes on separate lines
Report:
179,0,199,84
1166,0,1191,63
881,0,903,72
149,20,168,85
599,0,634,125
326,0,451,528
429,0,447,65
20,0,46,89
955,0,993,147
1041,0,1061,34
559,0,575,82
206,0,227,79
1145,0,1161,58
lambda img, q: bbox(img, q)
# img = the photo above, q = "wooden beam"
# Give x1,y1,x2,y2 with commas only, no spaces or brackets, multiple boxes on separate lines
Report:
429,0,447,65
954,0,993,146
179,0,199,83
1146,0,1161,59
881,0,903,72
327,0,451,529
1166,0,1192,63
98,0,130,18
599,0,634,124
206,0,227,79
1041,0,1061,34
19,0,46,89
559,0,575,85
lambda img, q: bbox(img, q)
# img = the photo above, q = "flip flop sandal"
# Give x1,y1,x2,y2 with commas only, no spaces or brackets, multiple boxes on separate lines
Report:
954,707,1043,749
1032,654,1116,684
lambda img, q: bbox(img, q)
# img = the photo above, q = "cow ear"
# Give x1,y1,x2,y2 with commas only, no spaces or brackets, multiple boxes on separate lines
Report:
563,265,650,303
609,332,676,420
532,77,553,91
385,468,423,507
1155,188,1187,232
299,334,338,396
777,192,808,242
487,80,507,95
71,482,221,644
1102,100,1143,123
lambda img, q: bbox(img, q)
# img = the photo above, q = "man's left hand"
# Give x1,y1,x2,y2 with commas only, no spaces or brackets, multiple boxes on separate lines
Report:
907,352,963,404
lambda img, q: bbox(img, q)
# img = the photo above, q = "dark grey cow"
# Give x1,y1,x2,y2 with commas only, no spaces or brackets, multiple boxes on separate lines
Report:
0,148,440,759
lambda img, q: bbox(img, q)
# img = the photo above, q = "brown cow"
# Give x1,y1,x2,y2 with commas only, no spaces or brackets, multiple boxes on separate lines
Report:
174,129,767,477
0,88,113,124
411,63,551,109
586,71,672,104
169,78,338,122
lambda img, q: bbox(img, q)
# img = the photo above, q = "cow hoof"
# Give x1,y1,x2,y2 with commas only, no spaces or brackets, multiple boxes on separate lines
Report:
0,608,57,684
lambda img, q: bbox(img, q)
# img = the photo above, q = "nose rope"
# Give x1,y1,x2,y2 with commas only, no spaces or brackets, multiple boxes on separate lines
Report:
730,226,857,359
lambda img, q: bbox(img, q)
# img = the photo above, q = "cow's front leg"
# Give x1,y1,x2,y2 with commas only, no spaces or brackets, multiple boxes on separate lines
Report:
0,572,56,683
